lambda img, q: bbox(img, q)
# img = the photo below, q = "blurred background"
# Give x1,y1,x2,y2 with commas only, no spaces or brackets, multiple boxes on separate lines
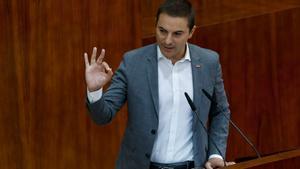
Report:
0,0,299,168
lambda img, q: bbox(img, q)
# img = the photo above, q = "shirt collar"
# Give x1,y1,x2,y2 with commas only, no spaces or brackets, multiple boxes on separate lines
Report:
157,43,191,62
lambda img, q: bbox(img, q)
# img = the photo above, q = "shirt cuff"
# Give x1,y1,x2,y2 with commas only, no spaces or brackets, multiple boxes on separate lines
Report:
209,154,223,160
87,88,103,103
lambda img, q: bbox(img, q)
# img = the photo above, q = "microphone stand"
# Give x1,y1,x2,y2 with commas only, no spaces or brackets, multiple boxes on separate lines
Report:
184,92,227,167
202,89,261,158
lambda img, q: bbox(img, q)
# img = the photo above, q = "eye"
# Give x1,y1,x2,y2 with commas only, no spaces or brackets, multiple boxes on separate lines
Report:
159,28,167,34
174,32,183,36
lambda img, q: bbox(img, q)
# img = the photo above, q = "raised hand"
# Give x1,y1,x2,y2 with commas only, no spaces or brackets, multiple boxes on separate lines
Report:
84,47,113,92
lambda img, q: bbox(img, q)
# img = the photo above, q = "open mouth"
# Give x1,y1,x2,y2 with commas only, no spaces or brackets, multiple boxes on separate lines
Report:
163,46,174,52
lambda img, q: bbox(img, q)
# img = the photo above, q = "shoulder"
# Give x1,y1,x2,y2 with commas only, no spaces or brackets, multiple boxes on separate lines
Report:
188,44,219,63
123,44,156,60
118,44,156,73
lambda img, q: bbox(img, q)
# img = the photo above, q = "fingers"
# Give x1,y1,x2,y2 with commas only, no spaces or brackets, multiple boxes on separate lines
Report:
85,47,107,68
91,47,97,64
204,161,235,168
84,52,89,68
226,161,236,166
102,61,113,77
97,49,105,64
204,162,213,169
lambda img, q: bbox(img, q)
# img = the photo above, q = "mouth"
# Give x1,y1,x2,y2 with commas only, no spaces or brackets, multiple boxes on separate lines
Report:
162,45,174,52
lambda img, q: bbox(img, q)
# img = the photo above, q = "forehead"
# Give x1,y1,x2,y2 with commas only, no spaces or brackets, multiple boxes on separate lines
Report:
157,13,189,31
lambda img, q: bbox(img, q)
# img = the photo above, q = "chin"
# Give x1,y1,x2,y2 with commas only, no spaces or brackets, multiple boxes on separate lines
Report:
162,52,173,59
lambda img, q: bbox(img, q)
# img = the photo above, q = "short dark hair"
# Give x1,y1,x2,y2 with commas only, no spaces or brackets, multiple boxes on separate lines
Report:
156,0,195,31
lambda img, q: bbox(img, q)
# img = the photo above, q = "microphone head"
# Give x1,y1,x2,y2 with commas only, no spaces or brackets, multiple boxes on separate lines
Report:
184,92,196,111
202,89,213,101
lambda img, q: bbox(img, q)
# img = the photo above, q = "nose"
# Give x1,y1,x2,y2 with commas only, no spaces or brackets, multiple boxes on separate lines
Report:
165,33,173,45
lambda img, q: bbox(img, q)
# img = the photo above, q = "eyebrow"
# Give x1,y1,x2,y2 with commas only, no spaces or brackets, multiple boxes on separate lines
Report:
158,26,184,34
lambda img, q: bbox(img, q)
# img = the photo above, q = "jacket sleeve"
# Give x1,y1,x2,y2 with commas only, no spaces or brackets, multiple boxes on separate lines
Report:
86,57,128,125
208,59,231,158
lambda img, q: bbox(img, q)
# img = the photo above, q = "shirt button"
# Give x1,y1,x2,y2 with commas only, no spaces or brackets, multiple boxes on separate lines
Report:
145,153,150,159
151,129,156,135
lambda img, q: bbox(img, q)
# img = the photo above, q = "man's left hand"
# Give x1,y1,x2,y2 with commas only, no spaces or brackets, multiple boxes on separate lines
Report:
204,158,235,169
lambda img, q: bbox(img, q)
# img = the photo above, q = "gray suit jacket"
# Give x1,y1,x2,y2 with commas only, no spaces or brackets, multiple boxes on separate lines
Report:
86,43,230,169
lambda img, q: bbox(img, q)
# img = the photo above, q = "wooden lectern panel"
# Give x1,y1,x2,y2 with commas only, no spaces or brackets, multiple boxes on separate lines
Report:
224,149,300,169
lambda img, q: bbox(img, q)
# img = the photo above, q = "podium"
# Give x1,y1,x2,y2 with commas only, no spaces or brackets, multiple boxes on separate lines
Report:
223,148,300,169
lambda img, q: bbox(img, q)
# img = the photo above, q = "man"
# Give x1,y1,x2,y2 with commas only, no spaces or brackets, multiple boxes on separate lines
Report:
84,0,232,168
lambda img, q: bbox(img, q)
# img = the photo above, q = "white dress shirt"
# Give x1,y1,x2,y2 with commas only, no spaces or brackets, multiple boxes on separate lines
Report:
150,45,194,163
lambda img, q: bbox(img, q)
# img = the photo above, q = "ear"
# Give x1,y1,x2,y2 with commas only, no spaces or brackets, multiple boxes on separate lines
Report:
188,25,197,39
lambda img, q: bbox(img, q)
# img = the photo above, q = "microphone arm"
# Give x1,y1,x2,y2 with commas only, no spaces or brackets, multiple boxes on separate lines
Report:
184,92,227,167
202,89,261,158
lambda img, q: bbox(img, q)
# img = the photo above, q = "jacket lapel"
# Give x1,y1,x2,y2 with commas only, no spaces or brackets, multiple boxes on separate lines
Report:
146,45,159,118
190,45,205,125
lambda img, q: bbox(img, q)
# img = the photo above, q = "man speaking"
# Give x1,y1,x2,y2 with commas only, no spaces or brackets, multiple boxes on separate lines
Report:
84,0,232,168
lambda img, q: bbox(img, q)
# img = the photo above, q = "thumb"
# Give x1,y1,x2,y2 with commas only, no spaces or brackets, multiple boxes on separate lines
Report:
107,67,113,77
102,62,113,75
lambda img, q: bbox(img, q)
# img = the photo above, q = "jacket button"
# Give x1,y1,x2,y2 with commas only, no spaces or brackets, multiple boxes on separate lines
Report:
151,129,156,135
145,153,150,159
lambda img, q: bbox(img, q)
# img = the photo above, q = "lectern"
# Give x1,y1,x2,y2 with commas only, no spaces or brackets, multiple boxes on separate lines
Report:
224,148,300,169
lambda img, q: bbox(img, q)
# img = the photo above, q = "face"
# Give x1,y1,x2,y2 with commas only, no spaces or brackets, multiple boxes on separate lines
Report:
156,13,195,62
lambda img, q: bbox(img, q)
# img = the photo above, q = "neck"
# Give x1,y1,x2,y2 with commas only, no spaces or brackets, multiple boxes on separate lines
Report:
170,46,186,64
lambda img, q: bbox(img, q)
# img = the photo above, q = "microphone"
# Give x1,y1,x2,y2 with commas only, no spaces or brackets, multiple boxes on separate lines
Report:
201,89,261,158
184,92,227,167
